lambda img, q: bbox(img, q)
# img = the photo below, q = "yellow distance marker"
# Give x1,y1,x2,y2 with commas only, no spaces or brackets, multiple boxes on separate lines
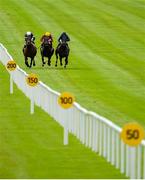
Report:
120,123,144,146
6,60,17,71
26,73,38,87
58,92,75,109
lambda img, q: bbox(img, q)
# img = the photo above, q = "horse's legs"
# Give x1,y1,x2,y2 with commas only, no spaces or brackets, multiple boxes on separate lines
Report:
42,56,45,67
30,58,33,68
40,47,45,67
29,56,35,68
60,56,63,66
55,51,58,67
55,57,58,67
33,58,36,66
48,54,51,66
66,56,68,65
48,57,51,66
48,48,54,66
25,57,29,67
64,56,68,68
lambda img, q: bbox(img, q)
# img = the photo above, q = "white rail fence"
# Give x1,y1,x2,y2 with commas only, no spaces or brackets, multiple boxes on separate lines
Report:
0,43,145,179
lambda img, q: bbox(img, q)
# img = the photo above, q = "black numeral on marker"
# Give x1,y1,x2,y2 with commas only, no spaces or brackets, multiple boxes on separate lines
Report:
126,129,139,140
7,63,16,68
28,77,38,83
60,97,73,104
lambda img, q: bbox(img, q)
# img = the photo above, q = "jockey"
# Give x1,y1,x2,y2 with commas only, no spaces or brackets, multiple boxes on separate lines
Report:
40,32,53,47
58,32,70,43
24,31,35,44
57,32,70,49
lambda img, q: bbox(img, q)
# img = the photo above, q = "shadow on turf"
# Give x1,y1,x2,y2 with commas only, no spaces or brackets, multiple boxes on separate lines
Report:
22,66,91,71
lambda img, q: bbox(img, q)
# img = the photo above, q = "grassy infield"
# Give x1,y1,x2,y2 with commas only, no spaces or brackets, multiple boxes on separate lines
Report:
0,0,145,178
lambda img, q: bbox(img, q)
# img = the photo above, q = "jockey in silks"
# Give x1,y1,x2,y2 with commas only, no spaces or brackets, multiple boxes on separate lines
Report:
40,32,53,47
57,32,70,49
24,31,35,47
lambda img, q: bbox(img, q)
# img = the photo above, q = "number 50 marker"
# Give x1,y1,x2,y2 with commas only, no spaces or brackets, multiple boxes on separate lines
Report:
120,123,144,146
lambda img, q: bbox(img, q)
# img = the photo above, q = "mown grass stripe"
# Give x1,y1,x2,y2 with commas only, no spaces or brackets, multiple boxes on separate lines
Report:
0,63,126,178
0,1,145,177
0,0,145,146
94,0,145,33
62,4,145,84
101,0,145,20
0,2,144,126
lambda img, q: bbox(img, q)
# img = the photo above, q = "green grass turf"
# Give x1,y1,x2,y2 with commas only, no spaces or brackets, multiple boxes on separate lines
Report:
0,63,126,178
0,0,145,178
0,0,145,128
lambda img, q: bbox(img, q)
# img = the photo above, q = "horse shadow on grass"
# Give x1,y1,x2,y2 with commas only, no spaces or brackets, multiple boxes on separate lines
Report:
23,66,91,71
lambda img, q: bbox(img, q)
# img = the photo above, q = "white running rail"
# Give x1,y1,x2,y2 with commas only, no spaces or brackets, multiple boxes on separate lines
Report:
0,43,145,179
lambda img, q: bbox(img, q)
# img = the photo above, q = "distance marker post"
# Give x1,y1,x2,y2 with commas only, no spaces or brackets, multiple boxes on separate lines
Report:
120,123,144,179
58,92,75,145
26,73,38,114
120,123,144,147
6,60,17,94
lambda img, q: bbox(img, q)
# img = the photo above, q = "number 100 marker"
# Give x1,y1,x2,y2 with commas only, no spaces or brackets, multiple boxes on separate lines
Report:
58,92,75,109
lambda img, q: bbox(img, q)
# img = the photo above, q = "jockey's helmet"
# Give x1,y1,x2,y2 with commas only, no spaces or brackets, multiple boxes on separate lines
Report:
26,31,32,36
45,32,51,36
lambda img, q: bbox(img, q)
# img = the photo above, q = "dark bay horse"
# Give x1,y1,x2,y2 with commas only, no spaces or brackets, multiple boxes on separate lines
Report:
55,42,70,68
40,37,54,66
23,36,37,68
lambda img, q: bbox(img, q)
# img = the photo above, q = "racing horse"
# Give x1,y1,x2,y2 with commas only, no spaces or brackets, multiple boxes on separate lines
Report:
23,36,37,68
40,37,54,66
55,42,70,68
